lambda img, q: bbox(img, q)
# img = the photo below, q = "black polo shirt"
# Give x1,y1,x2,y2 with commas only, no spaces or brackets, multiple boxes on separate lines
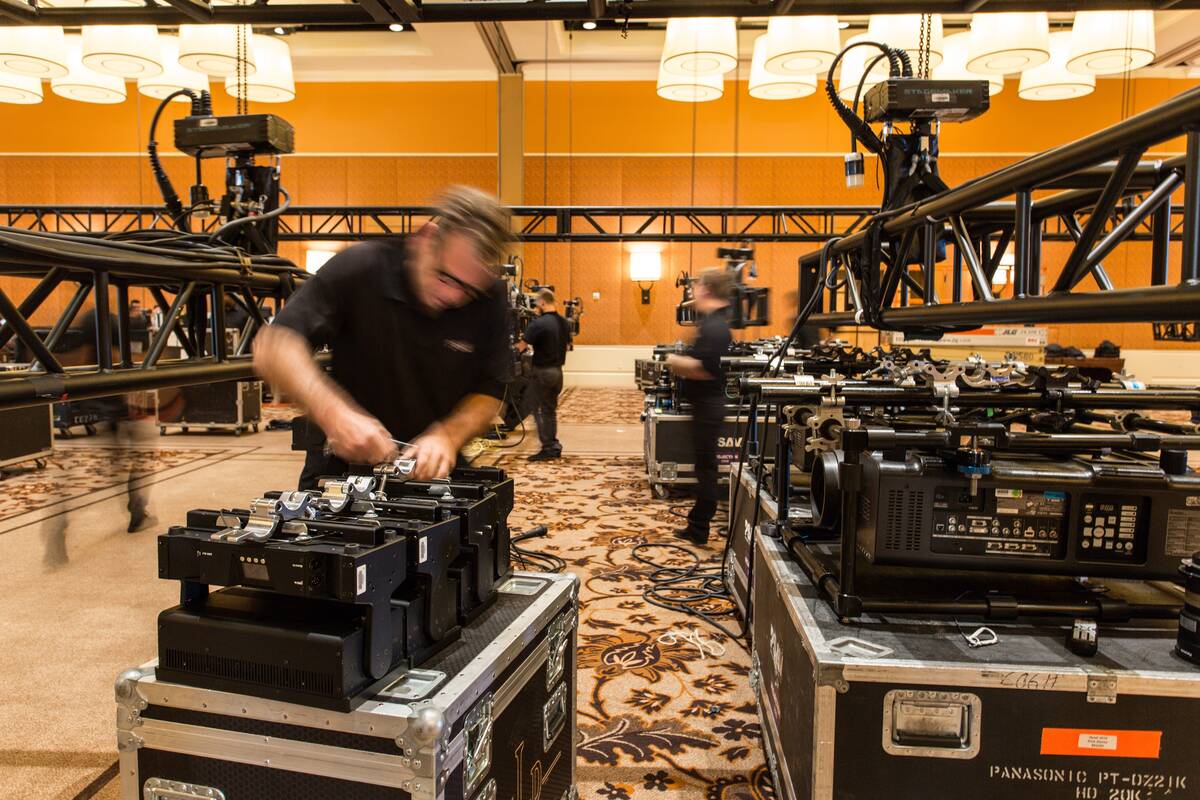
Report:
683,306,732,402
522,311,571,368
272,239,511,442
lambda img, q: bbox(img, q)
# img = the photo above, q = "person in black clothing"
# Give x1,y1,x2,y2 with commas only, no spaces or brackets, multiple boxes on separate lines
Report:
665,269,735,545
517,288,571,461
253,186,514,488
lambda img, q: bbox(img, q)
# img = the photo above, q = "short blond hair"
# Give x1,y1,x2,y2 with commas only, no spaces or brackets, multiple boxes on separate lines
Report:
536,288,556,305
433,185,513,269
698,268,736,301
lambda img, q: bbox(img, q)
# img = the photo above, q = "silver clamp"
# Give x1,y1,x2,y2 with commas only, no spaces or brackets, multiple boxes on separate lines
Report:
319,474,378,513
212,491,315,543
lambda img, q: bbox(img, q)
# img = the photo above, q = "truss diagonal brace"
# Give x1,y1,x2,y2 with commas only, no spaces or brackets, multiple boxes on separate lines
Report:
160,0,213,22
0,0,37,22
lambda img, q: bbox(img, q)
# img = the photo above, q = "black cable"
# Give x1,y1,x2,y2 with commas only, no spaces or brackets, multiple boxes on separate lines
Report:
146,89,201,227
633,543,745,644
206,186,293,244
509,525,566,572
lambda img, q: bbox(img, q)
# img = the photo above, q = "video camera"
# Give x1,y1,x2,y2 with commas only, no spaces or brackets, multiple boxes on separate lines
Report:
676,244,770,329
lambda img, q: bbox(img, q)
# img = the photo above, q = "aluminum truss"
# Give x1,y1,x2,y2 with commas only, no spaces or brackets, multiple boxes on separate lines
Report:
802,86,1200,332
0,203,1185,245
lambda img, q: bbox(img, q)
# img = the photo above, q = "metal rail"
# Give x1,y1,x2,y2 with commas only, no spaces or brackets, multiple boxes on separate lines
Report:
803,86,1200,331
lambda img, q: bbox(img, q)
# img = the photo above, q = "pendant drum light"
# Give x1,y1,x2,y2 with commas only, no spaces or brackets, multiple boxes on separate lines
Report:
179,24,257,77
1019,31,1095,101
661,17,737,76
225,35,294,103
0,71,43,104
82,0,163,79
139,36,210,102
52,34,127,104
749,34,816,100
0,26,69,78
935,32,1003,95
762,16,840,75
1067,10,1155,76
867,14,944,70
657,66,723,102
967,12,1050,75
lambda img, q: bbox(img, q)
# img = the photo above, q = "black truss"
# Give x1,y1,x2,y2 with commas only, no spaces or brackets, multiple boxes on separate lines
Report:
5,1,1200,27
803,85,1200,331
0,203,1185,245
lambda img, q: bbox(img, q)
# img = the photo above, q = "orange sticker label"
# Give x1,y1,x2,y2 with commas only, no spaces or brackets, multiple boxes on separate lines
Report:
1040,728,1162,759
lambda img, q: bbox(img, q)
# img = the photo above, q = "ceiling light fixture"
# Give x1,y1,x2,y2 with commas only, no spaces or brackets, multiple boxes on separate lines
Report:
80,0,163,78
51,34,127,104
838,21,851,30
750,34,817,100
661,17,737,76
657,65,723,102
138,35,210,103
0,25,69,78
967,12,1050,75
0,70,43,104
1019,30,1094,101
1067,10,1155,76
838,33,890,103
179,23,257,77
389,23,404,32
762,16,840,75
582,21,597,30
225,35,294,103
935,31,1003,96
273,26,286,36
867,14,943,70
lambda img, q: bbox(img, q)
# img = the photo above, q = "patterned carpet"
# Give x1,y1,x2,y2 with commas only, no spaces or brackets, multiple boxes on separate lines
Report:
489,452,773,800
558,387,645,426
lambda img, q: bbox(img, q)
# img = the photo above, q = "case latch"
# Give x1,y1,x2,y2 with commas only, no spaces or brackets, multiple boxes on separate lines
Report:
143,778,226,800
472,778,497,800
1087,676,1118,704
546,607,576,690
464,692,494,795
543,680,569,751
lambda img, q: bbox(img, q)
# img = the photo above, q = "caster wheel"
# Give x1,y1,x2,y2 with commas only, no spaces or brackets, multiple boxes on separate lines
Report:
59,429,71,439
85,424,97,436
181,427,189,434
159,428,166,436
34,459,46,470
651,484,669,500
252,424,259,433
234,428,242,436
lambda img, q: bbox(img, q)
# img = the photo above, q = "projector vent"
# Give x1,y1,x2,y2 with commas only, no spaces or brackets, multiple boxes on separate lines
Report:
162,649,337,697
883,489,925,552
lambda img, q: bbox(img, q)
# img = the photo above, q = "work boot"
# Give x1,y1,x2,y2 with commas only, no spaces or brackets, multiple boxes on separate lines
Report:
528,450,561,462
674,527,708,546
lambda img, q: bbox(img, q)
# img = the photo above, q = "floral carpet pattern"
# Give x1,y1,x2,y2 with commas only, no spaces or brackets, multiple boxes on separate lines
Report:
0,444,227,523
558,387,646,426
488,452,774,800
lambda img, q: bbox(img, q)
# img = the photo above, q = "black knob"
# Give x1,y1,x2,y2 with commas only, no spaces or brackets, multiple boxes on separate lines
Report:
1160,448,1189,476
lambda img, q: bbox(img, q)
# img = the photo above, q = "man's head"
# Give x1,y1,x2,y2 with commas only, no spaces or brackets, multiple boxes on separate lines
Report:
534,288,556,314
692,268,735,313
130,299,142,312
410,186,513,314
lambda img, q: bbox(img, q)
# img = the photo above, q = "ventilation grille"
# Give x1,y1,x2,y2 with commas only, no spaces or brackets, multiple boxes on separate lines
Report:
883,489,925,552
162,649,337,697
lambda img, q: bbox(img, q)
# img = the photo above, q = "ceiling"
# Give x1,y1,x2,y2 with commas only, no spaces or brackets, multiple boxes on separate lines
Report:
282,11,1200,82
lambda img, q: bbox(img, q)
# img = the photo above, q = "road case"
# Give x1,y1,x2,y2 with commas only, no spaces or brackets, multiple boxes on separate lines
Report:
751,530,1200,800
725,467,780,624
0,404,52,470
159,380,262,436
116,571,578,800
643,406,777,498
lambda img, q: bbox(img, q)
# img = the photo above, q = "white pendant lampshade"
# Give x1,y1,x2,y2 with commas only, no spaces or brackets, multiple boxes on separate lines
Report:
763,16,840,75
867,14,944,70
750,35,816,100
138,36,210,102
51,34,127,104
1067,10,1155,76
657,63,723,102
82,0,163,79
224,35,294,103
0,71,43,104
838,35,891,103
178,24,257,77
1019,31,1095,101
935,32,1003,96
0,26,69,78
661,17,737,76
967,12,1050,75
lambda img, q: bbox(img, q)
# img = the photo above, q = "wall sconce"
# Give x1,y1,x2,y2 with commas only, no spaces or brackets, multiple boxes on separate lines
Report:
305,248,338,274
993,248,1014,291
629,250,663,304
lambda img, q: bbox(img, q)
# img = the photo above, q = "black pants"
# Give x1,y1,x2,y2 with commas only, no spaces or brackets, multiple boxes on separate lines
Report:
531,365,563,454
686,396,724,541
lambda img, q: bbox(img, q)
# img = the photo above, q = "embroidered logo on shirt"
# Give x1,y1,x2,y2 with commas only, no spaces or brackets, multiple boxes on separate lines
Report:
445,339,475,353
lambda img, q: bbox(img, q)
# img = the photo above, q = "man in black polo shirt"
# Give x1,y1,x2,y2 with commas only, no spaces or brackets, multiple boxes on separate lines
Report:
254,186,513,488
517,288,571,461
665,269,734,545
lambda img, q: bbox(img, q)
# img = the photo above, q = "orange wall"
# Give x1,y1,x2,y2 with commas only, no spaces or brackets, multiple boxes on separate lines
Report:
0,77,1196,348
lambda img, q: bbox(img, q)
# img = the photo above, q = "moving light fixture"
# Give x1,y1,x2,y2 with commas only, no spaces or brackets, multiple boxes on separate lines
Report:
81,0,163,78
629,248,664,304
838,34,890,103
51,34,127,104
178,23,257,77
138,36,210,103
866,14,944,70
225,35,294,103
762,16,841,75
1067,10,1156,76
749,35,816,100
1019,31,1095,101
661,17,737,76
935,32,1003,96
967,12,1050,75
0,26,69,78
0,70,43,104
